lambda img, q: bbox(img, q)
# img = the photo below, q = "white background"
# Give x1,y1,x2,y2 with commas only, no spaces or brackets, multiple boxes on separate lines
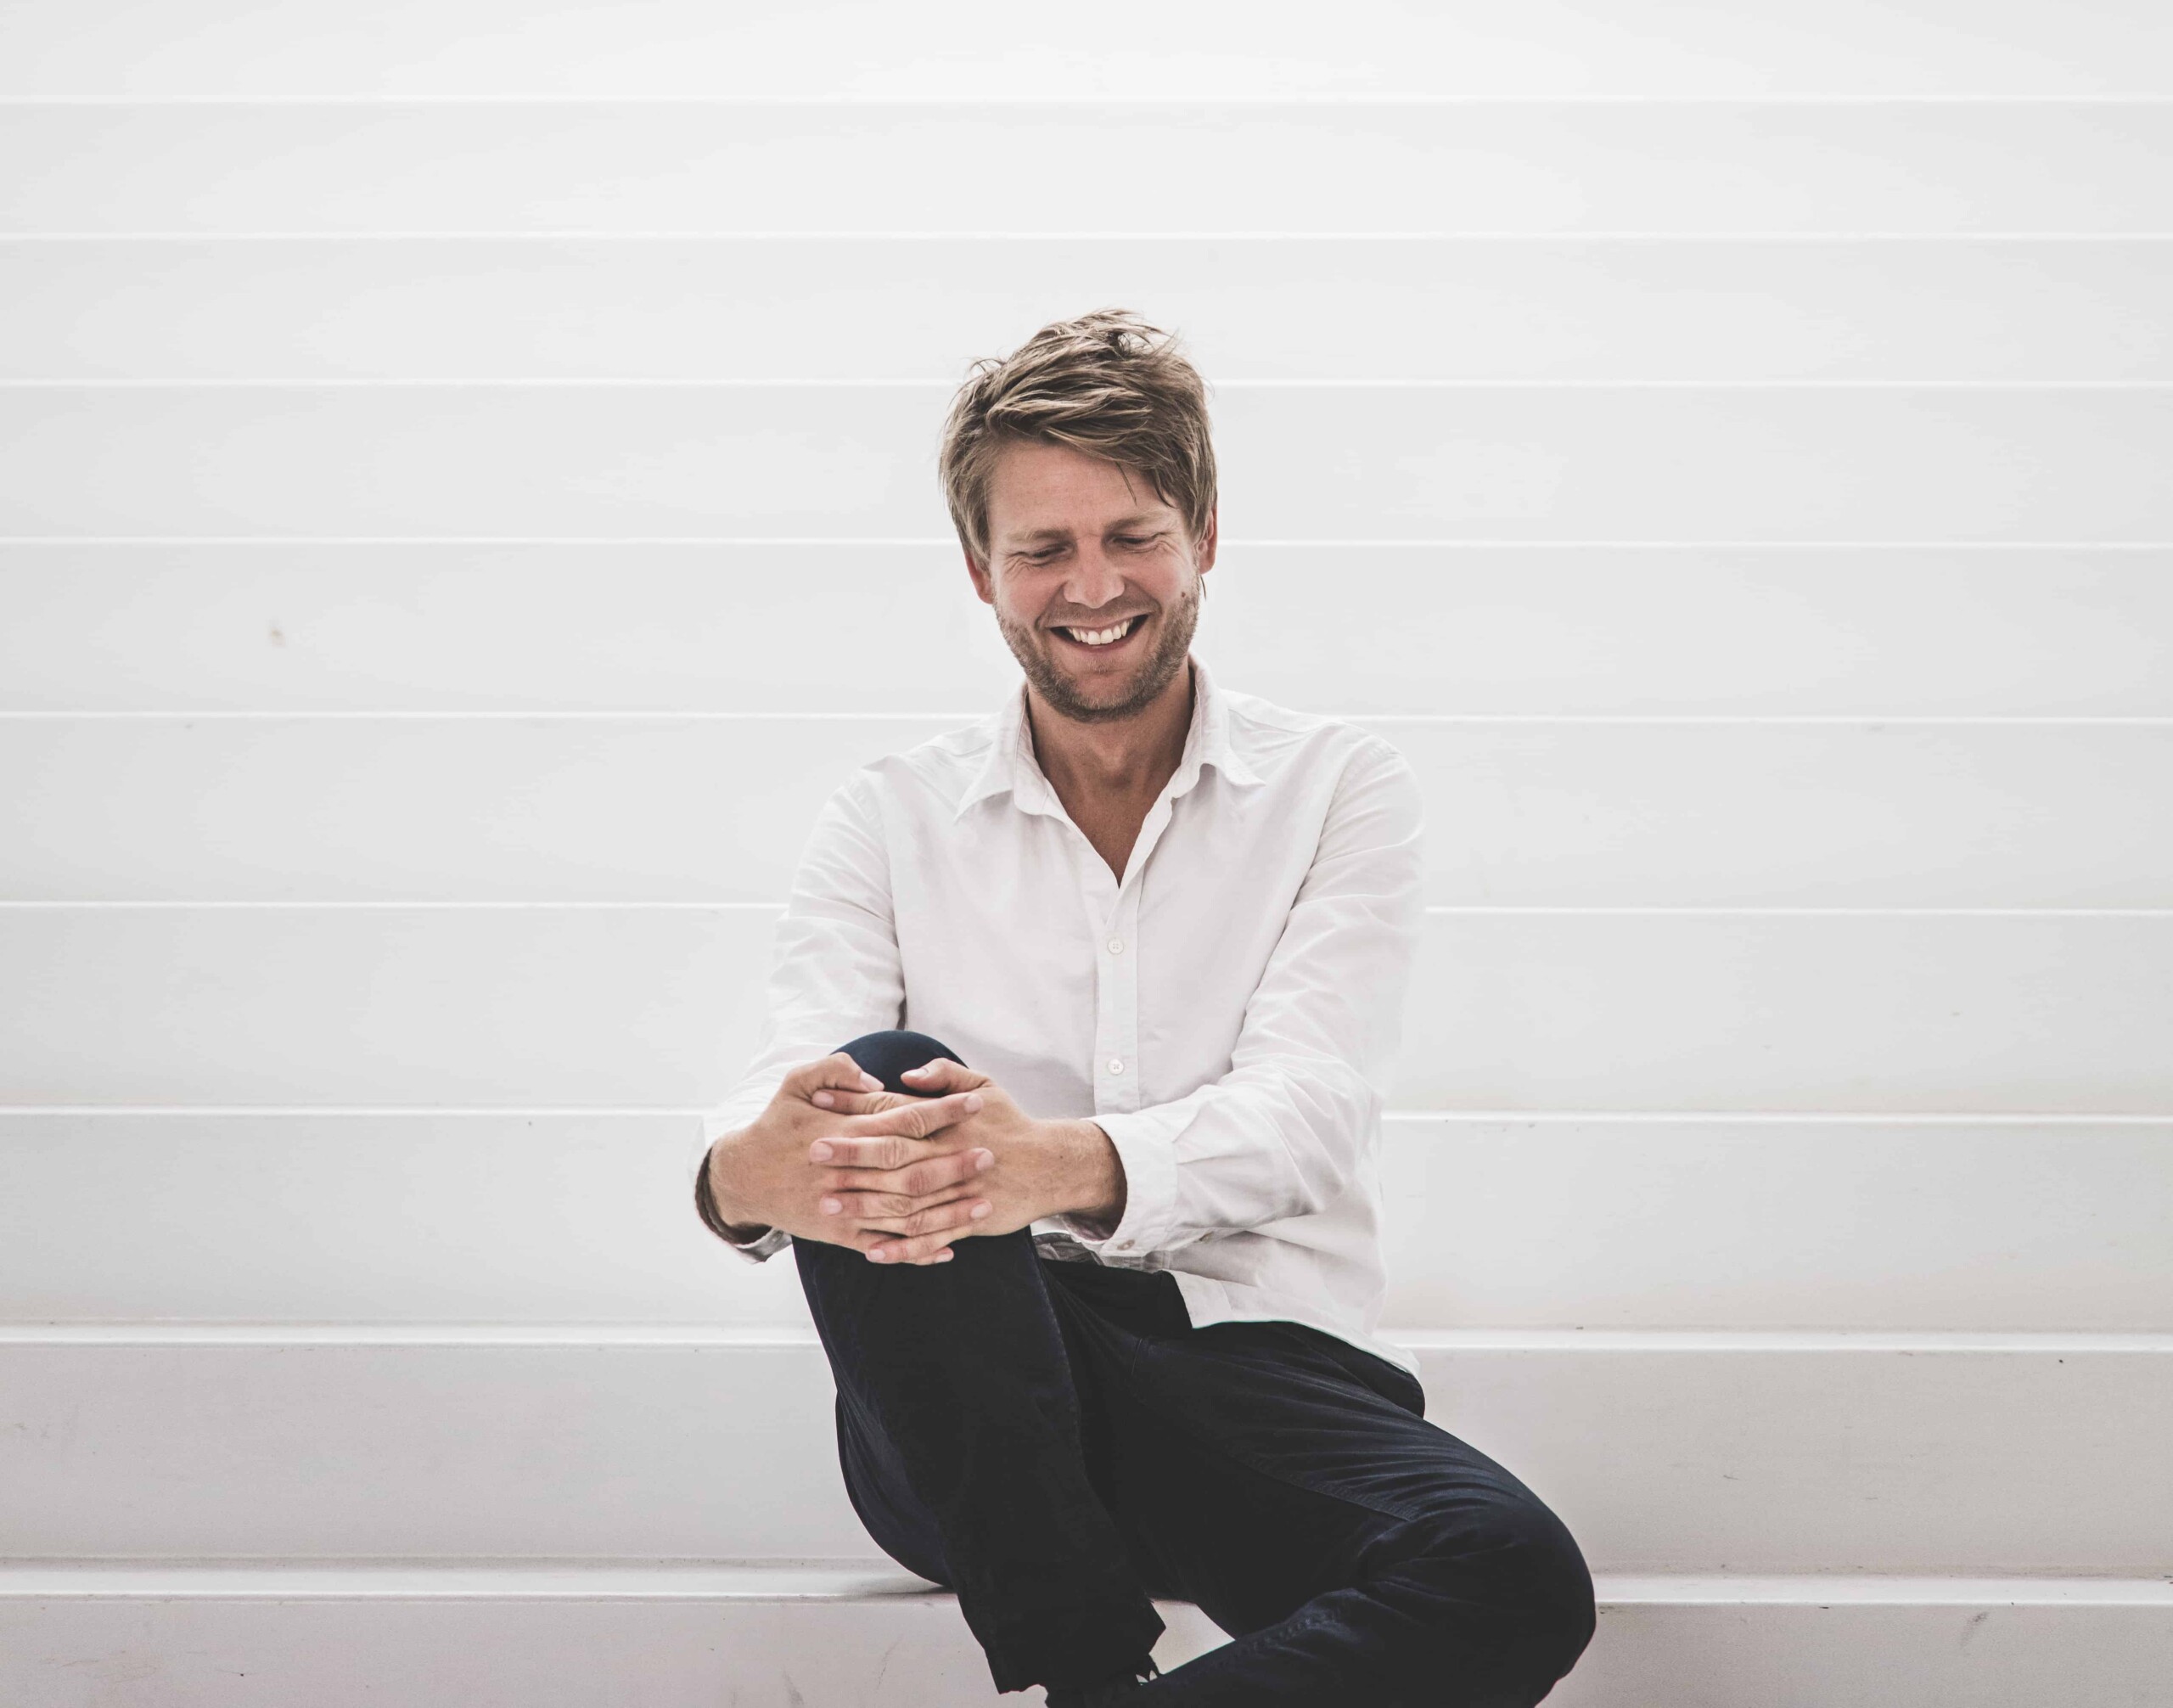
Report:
1,4,2168,1704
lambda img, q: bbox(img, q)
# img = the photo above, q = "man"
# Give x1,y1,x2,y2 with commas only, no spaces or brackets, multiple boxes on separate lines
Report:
691,312,1593,1705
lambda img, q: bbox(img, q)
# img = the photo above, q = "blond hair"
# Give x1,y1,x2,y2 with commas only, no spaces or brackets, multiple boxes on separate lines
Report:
938,309,1216,563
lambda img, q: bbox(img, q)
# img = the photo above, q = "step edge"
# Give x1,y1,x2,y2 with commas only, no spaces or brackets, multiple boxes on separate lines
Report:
3,1562,2168,1607
3,1323,2169,1353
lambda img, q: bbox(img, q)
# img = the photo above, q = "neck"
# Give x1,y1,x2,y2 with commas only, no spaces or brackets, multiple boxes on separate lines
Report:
1025,660,1196,806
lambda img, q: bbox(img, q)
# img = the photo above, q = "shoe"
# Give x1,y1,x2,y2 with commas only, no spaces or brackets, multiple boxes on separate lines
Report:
1044,1655,1159,1705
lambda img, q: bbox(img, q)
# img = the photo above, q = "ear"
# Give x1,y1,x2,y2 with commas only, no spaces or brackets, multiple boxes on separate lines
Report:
1195,506,1219,578
964,545,995,605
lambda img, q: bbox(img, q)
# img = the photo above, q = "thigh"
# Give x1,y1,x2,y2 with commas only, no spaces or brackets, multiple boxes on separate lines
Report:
1097,1319,1563,1641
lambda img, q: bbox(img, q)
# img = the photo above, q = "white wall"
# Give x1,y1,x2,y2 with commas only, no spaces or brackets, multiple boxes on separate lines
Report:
1,5,2169,1700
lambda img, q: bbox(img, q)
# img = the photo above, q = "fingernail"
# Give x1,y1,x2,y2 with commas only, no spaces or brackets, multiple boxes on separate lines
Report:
869,1247,892,1262
820,1198,840,1214
970,1201,991,1219
963,1093,983,1112
811,1091,834,1108
860,1073,882,1091
935,1250,954,1262
974,1149,994,1171
905,1062,931,1076
809,1141,833,1161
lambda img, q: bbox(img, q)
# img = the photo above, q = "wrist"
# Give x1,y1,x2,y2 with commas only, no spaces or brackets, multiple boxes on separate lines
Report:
703,1132,772,1242
1053,1117,1126,1233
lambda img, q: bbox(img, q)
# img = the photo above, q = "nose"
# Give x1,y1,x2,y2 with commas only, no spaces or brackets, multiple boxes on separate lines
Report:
1061,542,1127,611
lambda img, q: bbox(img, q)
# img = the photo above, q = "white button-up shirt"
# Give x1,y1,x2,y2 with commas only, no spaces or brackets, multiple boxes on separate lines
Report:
691,660,1425,1377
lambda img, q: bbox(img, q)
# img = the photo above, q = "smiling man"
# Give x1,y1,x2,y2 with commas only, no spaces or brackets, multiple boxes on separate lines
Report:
692,312,1593,1705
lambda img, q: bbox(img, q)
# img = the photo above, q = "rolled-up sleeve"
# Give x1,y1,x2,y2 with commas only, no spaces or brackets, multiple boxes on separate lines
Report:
688,772,905,1260
1053,739,1423,1258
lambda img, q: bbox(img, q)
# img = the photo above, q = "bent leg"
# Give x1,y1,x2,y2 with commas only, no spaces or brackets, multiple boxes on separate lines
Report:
795,1030,1165,1695
1104,1322,1595,1706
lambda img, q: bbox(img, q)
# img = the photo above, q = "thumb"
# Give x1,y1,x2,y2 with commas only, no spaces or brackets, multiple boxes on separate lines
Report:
900,1057,990,1095
783,1052,885,1103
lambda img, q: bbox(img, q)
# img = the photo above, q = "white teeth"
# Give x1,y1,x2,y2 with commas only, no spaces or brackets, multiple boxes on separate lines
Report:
1062,619,1137,647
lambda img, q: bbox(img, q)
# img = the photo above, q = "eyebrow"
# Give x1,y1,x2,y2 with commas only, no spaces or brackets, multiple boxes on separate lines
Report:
1002,514,1169,546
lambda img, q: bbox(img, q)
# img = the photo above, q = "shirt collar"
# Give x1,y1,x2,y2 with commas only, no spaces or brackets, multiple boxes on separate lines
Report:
955,657,1261,823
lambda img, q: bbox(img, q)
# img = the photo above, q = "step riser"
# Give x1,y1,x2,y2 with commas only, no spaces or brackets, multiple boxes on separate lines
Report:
4,1595,2165,1708
8,910,2172,1110
11,717,2171,907
8,545,2163,721
8,1114,2169,1331
4,1342,2165,1571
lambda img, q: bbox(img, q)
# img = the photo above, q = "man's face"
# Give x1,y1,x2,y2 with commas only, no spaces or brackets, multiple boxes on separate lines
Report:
969,440,1216,725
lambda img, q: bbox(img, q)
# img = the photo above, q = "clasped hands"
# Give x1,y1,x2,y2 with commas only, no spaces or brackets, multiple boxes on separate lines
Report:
705,1052,1126,1267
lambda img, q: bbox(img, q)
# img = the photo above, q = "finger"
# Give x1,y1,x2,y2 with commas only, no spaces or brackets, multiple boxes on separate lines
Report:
817,1147,995,1205
807,1087,905,1115
866,1224,979,1265
899,1058,991,1095
819,1186,974,1224
783,1053,884,1101
809,1092,983,1160
844,1196,994,1239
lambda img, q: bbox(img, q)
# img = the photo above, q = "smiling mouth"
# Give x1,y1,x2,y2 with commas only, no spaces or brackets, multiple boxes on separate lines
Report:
1051,614,1149,650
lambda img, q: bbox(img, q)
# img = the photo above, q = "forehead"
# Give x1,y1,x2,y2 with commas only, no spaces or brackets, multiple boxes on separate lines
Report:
984,441,1176,538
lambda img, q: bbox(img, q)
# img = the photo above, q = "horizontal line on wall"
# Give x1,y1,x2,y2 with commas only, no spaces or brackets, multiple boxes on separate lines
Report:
3,711,2169,728
8,377,2171,391
8,537,2171,550
3,901,2168,917
3,1106,2165,1126
26,900,2173,919
6,95,2171,109
1,1322,2164,1352
9,229,2173,244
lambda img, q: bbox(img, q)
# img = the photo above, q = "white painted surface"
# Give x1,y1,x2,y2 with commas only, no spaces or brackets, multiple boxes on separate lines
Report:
3,716,2168,906
7,385,2170,541
4,542,2166,716
6,1,2170,98
5,1566,2170,1708
5,106,2169,237
3,909,2170,1110
8,239,2170,383
2,7,2169,1699
1,1335,2166,1571
4,1113,2169,1332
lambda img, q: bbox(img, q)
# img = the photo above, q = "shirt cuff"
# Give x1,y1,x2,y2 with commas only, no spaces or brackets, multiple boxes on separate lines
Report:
1053,1107,1190,1260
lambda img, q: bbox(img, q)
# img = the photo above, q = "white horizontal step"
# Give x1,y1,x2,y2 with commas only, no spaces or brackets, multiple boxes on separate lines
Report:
7,0,2169,99
6,104,2169,235
1,1336,2165,1570
6,385,2169,542
7,237,2170,382
3,715,2166,907
3,542,2166,717
8,1560,2170,1608
5,1113,2169,1332
4,1563,2169,1708
3,907,2168,1109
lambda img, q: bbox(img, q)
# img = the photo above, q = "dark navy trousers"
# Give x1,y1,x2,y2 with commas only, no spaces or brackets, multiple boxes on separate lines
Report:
794,1031,1595,1703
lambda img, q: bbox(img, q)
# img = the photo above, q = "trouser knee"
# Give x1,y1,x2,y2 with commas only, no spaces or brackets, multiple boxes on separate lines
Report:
1388,1497,1596,1698
834,1028,967,1094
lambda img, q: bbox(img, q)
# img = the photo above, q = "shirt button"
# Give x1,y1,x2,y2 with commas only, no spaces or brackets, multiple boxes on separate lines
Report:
1105,937,1126,955
1107,1058,1126,1076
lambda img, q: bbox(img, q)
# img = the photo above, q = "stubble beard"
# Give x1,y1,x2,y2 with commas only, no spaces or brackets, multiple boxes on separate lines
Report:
997,573,1203,726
